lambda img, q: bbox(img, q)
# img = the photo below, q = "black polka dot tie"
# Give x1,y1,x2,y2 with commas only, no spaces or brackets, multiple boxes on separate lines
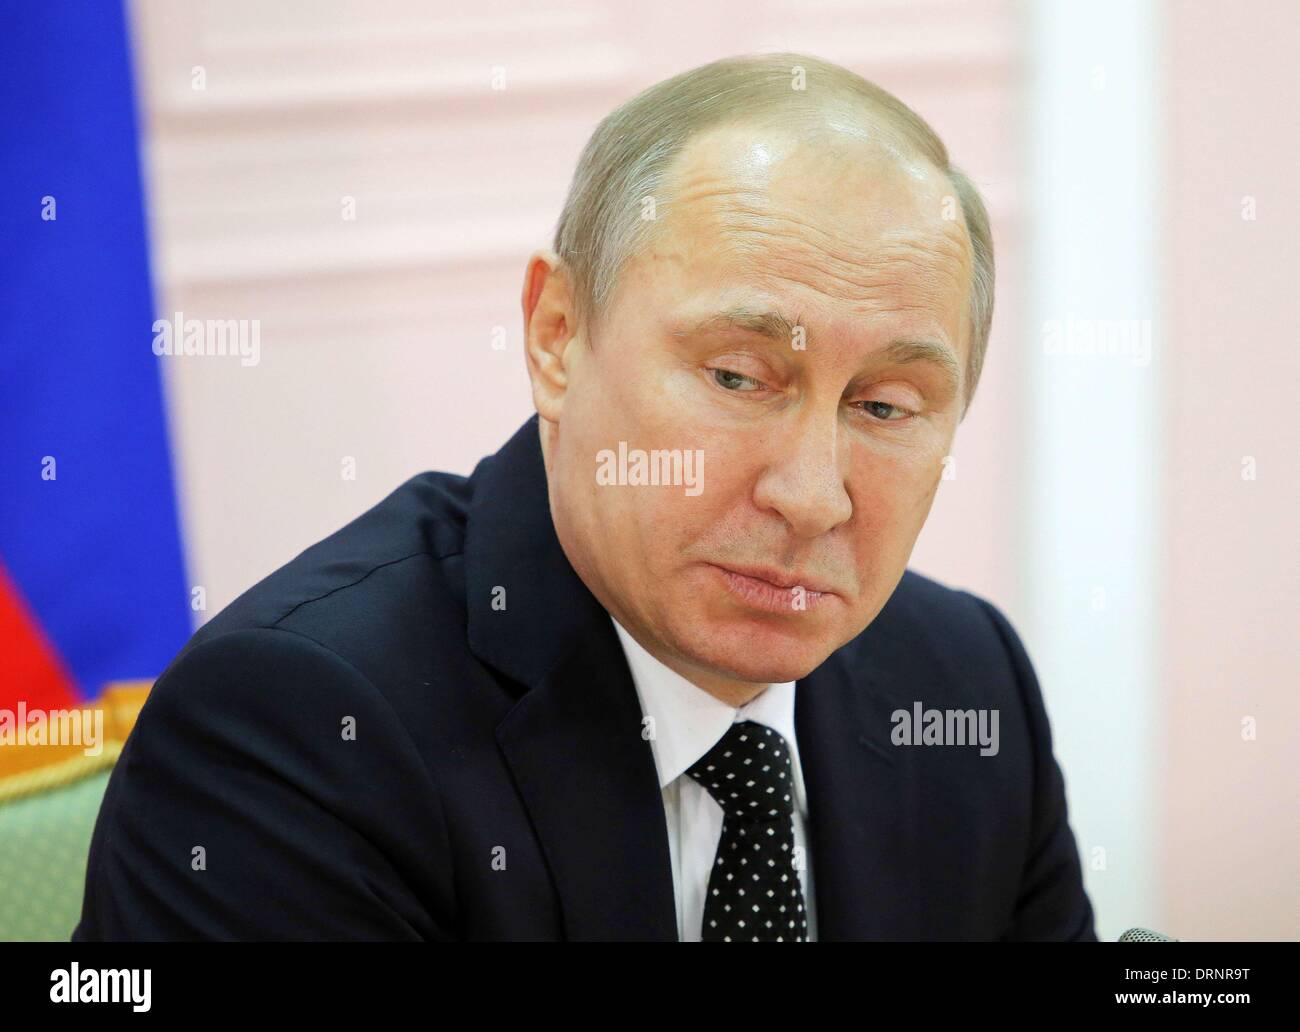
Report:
685,720,807,942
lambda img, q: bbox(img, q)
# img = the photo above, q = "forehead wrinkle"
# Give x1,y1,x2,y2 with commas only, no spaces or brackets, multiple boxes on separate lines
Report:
652,164,974,347
667,140,971,255
723,220,971,335
673,179,973,299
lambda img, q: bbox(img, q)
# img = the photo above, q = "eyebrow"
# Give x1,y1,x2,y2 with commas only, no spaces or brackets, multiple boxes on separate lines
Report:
672,306,963,396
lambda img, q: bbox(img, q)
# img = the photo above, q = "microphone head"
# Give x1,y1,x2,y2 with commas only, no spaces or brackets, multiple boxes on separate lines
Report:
1118,927,1180,942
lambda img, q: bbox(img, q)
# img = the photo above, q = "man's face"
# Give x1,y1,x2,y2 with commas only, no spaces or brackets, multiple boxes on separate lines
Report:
539,119,974,689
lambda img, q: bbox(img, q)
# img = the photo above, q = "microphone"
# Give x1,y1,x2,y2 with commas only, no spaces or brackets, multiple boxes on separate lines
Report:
1118,927,1181,942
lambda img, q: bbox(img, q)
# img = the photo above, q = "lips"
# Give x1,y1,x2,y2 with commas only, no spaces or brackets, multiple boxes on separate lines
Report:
708,562,839,614
712,562,838,596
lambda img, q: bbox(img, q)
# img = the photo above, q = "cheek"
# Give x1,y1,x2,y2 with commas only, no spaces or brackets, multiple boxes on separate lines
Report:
591,480,695,574
850,452,943,540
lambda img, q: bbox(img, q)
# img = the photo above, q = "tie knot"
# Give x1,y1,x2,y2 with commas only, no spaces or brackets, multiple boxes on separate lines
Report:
685,720,796,821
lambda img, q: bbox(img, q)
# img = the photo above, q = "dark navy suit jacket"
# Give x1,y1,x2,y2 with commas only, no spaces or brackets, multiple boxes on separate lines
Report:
74,413,1098,941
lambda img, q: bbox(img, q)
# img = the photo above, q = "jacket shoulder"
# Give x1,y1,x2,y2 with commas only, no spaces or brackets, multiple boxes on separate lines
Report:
183,470,471,670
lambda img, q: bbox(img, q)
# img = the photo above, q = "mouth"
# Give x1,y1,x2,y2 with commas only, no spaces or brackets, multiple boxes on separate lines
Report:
707,562,838,614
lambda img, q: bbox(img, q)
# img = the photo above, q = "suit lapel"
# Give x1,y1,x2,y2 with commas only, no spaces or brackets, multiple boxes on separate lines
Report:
465,415,677,941
494,619,678,941
797,643,923,940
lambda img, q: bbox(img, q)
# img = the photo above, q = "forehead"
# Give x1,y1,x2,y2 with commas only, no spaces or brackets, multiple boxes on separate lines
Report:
640,121,974,347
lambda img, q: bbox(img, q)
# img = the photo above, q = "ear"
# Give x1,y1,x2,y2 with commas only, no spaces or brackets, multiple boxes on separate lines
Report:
521,249,580,425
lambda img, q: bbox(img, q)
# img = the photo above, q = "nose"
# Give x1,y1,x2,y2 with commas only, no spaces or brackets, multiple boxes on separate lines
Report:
751,409,853,539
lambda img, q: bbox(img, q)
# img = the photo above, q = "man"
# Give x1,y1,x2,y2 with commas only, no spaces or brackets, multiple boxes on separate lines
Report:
74,53,1097,941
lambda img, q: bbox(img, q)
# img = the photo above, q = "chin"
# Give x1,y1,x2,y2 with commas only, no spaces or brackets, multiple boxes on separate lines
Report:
669,612,840,685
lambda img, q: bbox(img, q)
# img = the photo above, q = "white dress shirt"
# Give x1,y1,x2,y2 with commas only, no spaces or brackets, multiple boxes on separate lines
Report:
610,615,818,942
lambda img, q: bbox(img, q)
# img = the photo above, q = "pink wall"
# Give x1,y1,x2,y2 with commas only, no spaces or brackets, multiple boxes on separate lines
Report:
1160,0,1299,941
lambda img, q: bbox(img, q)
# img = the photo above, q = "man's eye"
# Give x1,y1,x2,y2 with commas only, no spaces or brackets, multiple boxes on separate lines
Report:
859,400,912,421
710,367,763,392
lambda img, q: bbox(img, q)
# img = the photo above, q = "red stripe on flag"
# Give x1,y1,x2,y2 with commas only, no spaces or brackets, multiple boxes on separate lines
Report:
0,557,77,711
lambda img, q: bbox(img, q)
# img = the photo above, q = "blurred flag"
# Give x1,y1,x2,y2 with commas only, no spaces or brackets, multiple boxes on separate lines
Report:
0,1,192,708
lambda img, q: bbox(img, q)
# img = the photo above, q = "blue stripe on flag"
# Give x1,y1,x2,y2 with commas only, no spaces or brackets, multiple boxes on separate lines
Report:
0,1,193,697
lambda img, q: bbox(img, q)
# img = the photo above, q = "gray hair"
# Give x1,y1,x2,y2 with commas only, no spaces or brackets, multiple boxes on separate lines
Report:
552,52,995,412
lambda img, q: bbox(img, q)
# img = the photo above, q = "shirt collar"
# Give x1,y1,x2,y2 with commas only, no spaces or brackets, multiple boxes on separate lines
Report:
610,614,807,815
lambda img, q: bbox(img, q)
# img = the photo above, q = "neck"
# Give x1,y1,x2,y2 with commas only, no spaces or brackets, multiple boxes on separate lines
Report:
671,662,771,710
622,620,771,709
